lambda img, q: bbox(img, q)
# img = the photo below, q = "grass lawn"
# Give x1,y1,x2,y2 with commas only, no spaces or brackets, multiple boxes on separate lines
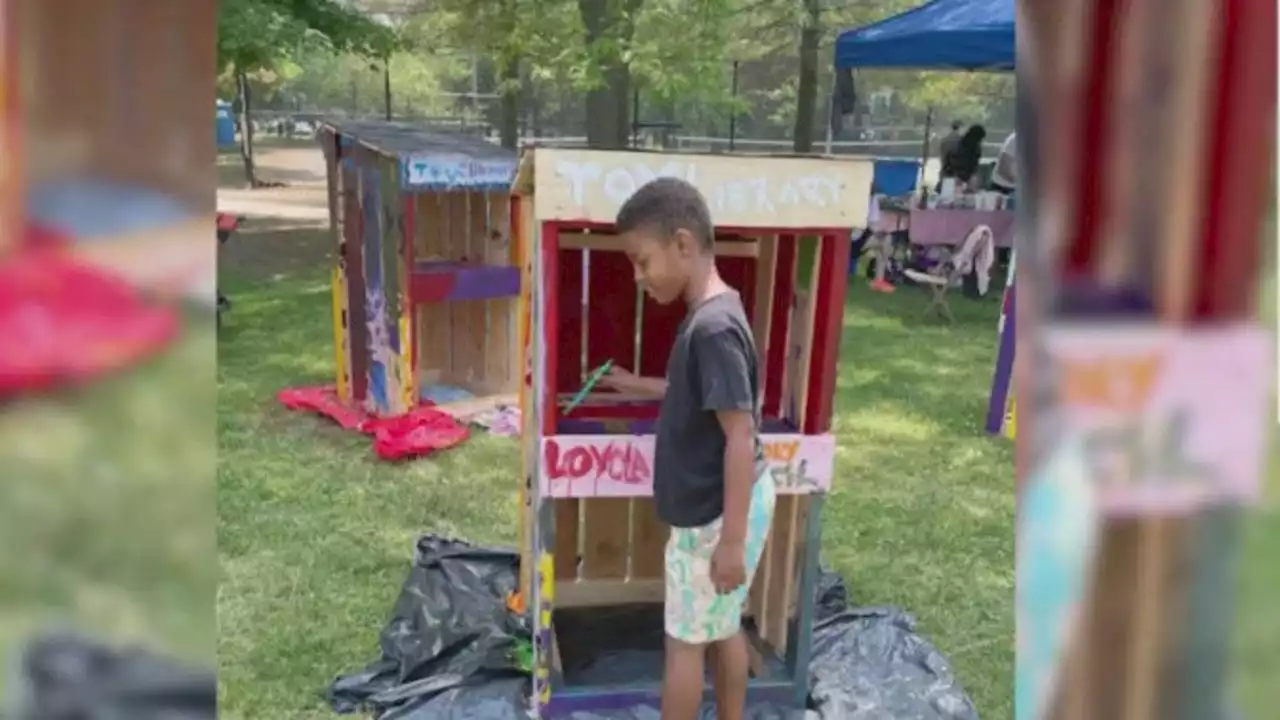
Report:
216,239,1016,718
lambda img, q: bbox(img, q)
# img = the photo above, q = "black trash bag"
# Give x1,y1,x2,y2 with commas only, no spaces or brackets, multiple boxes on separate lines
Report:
811,567,851,622
328,538,979,720
9,632,216,720
326,535,525,717
807,607,980,720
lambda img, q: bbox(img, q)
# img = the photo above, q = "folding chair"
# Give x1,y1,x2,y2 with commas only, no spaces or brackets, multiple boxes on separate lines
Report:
903,225,994,323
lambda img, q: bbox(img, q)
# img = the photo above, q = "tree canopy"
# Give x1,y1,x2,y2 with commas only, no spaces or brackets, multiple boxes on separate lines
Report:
223,0,1015,151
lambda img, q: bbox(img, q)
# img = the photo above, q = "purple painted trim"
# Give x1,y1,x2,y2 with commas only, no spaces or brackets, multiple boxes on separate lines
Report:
556,418,654,434
543,682,795,716
985,284,1016,434
409,263,521,302
555,417,799,435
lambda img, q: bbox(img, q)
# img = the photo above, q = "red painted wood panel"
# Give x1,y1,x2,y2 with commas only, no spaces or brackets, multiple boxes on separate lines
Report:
556,249,585,393
639,295,683,378
1195,0,1274,319
763,236,797,418
804,234,851,433
586,251,639,376
719,254,757,325
540,223,561,436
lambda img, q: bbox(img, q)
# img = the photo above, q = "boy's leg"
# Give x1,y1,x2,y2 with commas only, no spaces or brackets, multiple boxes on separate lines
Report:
703,475,780,720
708,631,749,720
664,524,715,719
661,636,706,719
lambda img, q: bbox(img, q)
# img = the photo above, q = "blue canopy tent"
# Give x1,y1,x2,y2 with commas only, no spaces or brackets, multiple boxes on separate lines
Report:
829,0,1013,193
833,0,1014,71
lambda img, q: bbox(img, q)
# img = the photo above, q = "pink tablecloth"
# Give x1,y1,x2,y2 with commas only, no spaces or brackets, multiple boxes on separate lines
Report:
907,209,1015,247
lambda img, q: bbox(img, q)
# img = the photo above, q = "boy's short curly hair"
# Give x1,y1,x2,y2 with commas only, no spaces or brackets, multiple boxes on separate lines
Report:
614,177,714,251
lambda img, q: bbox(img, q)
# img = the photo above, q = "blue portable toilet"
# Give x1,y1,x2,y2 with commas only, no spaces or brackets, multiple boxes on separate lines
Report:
216,101,236,148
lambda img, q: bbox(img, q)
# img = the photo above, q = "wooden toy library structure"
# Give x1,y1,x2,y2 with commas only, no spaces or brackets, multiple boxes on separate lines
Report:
317,121,521,417
511,147,872,714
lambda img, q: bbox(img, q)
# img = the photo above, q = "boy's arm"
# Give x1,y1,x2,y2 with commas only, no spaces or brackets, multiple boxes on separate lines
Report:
602,368,667,397
694,328,758,546
630,376,668,397
716,409,755,546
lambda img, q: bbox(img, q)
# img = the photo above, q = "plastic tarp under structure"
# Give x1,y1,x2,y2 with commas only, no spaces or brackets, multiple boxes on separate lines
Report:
326,535,979,719
834,0,1014,71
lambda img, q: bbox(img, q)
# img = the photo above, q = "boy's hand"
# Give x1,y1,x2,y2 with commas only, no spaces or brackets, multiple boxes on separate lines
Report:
598,366,636,392
710,540,746,594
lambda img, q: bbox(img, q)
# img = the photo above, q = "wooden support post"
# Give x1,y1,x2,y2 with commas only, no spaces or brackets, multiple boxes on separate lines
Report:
0,0,21,256
531,220,561,715
786,495,823,707
401,192,418,407
752,235,779,391
805,233,851,434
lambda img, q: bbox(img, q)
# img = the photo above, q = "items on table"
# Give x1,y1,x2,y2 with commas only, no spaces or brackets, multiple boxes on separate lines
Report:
923,188,1016,211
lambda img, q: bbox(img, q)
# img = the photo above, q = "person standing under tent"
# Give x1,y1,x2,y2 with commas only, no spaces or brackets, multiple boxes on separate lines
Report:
990,132,1017,194
938,125,987,192
938,120,964,160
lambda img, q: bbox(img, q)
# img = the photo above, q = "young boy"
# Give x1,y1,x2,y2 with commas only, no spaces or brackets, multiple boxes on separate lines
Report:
599,177,776,720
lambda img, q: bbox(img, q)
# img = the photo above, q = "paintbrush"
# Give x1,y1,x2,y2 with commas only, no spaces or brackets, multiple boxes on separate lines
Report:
560,359,614,414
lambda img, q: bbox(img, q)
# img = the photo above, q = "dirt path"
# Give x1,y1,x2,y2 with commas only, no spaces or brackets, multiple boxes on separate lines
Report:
217,145,334,280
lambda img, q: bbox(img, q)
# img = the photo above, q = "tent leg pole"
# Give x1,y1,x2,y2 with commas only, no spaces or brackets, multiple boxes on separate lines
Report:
823,74,836,154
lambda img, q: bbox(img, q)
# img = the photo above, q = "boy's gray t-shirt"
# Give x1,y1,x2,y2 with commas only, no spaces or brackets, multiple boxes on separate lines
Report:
654,291,763,528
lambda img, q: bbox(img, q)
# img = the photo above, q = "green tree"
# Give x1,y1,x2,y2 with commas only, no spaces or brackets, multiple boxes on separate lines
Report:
218,0,397,185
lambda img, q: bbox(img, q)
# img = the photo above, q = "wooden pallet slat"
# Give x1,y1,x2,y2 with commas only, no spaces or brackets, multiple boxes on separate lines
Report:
762,494,800,651
485,192,515,392
628,498,668,580
554,498,581,581
580,498,632,580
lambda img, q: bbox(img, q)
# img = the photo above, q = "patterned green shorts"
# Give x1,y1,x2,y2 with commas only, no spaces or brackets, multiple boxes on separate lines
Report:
664,473,777,644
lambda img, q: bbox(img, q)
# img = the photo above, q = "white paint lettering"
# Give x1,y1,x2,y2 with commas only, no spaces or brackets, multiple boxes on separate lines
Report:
819,177,842,206
747,178,774,214
799,177,826,206
554,160,601,206
778,180,801,206
602,167,638,204
554,157,847,221
632,161,688,186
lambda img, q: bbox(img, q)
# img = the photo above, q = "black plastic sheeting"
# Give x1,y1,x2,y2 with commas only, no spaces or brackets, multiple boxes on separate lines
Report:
327,536,980,719
7,632,216,719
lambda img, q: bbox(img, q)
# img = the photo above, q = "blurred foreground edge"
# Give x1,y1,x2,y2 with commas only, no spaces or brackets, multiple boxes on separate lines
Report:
6,632,215,720
1017,0,1275,719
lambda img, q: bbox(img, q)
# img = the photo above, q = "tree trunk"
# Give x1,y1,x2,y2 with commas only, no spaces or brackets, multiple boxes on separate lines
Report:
530,80,543,138
383,57,393,121
235,68,259,188
499,55,520,149
792,0,821,153
578,0,642,149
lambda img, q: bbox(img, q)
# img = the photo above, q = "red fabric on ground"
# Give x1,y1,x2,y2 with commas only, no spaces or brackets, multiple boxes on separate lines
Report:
276,385,470,460
0,236,180,395
364,407,471,460
277,385,368,430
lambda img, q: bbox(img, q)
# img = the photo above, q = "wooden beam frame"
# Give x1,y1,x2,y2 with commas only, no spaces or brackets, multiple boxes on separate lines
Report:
559,232,759,257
